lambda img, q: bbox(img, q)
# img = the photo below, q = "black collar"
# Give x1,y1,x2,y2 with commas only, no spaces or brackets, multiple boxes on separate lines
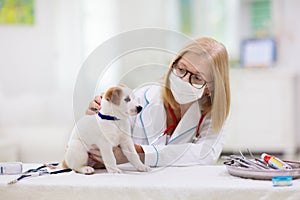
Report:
98,112,119,121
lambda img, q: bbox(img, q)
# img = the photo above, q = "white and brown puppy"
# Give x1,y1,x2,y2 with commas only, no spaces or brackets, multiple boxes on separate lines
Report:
63,86,150,174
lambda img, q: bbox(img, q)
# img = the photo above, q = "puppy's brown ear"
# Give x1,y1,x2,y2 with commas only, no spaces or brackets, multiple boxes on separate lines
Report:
105,87,123,105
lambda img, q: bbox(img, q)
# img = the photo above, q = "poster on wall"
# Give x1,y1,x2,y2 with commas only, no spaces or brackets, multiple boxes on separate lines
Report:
0,0,34,25
240,38,276,68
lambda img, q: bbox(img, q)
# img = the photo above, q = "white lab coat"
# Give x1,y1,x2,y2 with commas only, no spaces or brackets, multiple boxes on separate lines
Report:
130,85,226,167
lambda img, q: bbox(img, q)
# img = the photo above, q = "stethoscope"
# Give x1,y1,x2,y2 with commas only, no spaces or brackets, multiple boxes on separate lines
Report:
150,103,177,145
150,103,206,145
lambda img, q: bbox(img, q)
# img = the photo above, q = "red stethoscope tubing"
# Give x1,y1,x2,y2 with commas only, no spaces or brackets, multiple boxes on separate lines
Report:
164,103,206,140
150,104,206,145
195,113,206,139
163,103,177,134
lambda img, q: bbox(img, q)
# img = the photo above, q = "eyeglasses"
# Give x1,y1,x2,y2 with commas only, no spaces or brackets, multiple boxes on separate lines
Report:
171,63,207,89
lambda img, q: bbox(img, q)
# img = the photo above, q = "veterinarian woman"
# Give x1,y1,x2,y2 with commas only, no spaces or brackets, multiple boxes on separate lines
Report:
87,37,230,167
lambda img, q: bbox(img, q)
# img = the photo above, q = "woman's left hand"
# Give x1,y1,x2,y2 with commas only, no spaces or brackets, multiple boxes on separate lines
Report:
134,144,145,163
89,144,145,166
88,144,128,165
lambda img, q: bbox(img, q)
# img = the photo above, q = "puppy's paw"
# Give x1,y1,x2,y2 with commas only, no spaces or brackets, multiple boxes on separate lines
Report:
80,166,95,175
136,164,151,172
106,167,122,174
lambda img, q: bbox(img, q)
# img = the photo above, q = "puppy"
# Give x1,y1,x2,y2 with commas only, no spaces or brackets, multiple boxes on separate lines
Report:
63,86,150,174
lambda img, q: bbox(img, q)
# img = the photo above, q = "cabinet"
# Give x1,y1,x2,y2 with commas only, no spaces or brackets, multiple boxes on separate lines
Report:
223,68,299,157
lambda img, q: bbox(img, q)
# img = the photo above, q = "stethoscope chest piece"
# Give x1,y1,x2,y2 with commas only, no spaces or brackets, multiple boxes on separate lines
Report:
192,135,201,143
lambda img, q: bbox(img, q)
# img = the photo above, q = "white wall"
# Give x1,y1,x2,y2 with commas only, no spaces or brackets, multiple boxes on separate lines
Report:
0,0,83,162
117,0,170,31
273,0,300,68
0,0,299,162
0,0,83,124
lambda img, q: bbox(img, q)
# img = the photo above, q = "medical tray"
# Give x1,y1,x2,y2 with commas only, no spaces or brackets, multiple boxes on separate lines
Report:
224,160,300,180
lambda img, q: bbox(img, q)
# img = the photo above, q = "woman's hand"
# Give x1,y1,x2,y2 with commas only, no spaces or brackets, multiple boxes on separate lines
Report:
134,144,145,163
88,144,145,167
86,95,102,115
88,145,129,166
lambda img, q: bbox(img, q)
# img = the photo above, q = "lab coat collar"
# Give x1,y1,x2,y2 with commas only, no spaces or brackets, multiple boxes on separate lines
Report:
144,85,161,103
168,101,202,143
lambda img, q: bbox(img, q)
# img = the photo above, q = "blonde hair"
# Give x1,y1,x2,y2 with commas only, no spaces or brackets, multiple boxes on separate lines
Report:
162,37,230,132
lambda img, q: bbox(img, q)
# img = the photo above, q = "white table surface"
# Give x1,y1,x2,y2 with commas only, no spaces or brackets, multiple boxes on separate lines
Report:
1,163,300,200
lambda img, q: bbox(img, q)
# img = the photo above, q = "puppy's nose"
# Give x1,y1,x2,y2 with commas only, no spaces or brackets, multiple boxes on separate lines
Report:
136,106,143,113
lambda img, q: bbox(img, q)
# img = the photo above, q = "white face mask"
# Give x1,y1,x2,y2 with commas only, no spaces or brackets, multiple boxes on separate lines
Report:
169,73,205,104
